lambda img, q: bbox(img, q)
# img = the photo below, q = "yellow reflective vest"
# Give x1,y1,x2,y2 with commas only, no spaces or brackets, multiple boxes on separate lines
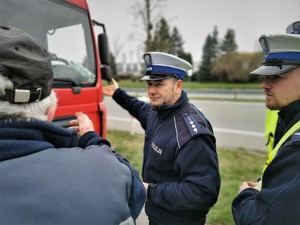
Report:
263,120,300,173
265,109,279,155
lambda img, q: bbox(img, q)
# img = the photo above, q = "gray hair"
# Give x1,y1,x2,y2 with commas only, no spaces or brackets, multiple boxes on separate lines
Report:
0,74,57,121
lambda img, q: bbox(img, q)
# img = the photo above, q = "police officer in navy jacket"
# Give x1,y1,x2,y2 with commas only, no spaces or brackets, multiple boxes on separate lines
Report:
103,52,221,225
232,30,300,225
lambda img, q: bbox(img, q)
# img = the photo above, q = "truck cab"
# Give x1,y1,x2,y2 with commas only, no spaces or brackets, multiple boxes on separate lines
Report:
0,0,110,137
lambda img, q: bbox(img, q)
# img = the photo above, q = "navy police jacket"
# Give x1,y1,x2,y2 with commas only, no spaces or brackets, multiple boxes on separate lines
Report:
232,100,300,225
113,89,221,225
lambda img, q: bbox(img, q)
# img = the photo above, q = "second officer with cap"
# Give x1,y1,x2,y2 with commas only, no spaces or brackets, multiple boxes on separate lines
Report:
102,52,220,225
232,32,300,225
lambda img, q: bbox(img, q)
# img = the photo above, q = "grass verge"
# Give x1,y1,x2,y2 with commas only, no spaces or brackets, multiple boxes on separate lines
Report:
107,130,266,225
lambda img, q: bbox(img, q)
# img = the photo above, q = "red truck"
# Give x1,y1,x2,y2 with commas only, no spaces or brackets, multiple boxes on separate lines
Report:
0,0,110,137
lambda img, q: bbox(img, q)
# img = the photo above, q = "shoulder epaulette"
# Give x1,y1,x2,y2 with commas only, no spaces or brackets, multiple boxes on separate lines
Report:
174,102,214,149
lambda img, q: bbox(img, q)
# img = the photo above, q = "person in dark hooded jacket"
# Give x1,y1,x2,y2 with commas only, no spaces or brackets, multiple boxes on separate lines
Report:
0,24,145,225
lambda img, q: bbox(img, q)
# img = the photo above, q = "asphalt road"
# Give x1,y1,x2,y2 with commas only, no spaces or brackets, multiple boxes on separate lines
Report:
104,96,266,152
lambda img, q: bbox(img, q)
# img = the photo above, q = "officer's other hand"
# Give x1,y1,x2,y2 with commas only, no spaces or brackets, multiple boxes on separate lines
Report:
239,181,261,193
143,182,149,190
102,78,119,96
69,112,94,136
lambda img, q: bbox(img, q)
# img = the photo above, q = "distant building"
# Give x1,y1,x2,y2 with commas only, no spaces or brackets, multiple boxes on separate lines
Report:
116,62,144,78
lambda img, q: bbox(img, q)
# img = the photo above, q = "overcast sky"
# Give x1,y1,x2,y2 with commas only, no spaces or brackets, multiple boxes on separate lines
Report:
87,0,299,65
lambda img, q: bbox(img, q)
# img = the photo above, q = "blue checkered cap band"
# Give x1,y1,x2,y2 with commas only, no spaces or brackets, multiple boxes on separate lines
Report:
260,34,300,64
251,34,300,76
141,52,192,80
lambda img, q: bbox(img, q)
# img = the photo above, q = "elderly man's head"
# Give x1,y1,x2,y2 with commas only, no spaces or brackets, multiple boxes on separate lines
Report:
0,25,56,121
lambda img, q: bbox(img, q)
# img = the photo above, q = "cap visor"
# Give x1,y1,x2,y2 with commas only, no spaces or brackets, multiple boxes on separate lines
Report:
140,75,169,81
250,65,298,76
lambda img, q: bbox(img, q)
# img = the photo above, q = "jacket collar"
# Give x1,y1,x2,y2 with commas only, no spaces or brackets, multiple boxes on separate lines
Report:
154,91,188,119
0,119,78,161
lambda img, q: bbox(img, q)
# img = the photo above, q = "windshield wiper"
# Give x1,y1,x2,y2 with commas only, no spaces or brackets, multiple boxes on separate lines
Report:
53,78,81,94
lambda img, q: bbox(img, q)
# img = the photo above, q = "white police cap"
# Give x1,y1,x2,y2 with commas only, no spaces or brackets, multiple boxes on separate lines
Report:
251,34,300,76
286,21,300,34
141,52,192,81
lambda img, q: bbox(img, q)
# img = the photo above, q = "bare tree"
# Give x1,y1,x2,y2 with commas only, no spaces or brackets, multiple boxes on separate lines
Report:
130,0,167,51
111,36,124,61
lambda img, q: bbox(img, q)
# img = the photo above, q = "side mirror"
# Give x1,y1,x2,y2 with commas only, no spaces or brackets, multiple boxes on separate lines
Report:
101,65,111,84
98,33,110,65
92,20,111,82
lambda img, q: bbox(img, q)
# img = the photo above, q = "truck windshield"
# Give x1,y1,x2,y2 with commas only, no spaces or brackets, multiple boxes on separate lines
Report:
0,0,96,86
